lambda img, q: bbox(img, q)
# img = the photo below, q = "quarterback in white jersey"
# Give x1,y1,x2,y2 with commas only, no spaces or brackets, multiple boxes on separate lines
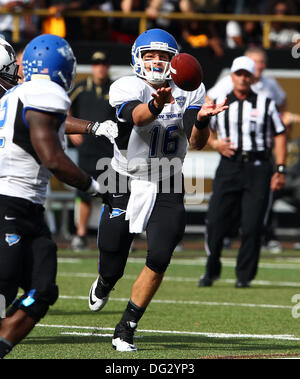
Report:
88,28,228,353
110,75,206,180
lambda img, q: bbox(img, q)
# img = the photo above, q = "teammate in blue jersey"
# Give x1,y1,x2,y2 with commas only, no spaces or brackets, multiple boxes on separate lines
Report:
88,28,228,352
0,34,117,359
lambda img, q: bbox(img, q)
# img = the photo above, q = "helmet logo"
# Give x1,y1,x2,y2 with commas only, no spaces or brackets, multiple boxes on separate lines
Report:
150,42,169,50
57,45,74,61
2,42,15,61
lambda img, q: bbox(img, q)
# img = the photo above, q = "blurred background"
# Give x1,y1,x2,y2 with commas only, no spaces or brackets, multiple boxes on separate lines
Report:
3,0,300,250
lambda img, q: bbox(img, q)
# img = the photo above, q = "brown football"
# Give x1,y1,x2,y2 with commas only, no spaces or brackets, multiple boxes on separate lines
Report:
170,53,203,91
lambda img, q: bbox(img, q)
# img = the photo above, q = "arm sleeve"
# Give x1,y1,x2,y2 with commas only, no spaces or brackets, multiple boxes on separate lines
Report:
117,100,143,123
183,108,198,139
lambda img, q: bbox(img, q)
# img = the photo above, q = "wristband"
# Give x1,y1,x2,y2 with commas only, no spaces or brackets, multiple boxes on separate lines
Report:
276,164,287,174
82,176,92,192
85,177,101,196
195,117,210,130
86,122,94,134
148,99,163,116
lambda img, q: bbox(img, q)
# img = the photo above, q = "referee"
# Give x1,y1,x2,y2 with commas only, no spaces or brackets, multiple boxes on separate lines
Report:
198,56,287,288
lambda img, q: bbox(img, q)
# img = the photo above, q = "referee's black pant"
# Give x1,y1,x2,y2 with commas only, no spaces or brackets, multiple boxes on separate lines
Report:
204,155,273,283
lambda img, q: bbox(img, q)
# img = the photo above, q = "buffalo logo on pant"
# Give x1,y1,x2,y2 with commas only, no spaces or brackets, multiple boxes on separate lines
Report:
5,233,21,246
110,208,126,218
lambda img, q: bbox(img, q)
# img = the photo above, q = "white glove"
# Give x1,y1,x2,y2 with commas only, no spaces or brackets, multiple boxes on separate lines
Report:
89,120,118,143
86,177,101,196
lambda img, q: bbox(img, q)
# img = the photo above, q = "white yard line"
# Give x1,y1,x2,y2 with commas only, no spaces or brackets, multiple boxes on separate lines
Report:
57,258,82,263
36,323,300,341
127,257,300,270
58,294,292,310
57,256,300,270
58,271,300,287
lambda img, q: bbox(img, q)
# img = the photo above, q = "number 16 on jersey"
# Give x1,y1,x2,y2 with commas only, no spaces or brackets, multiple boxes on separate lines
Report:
150,125,179,158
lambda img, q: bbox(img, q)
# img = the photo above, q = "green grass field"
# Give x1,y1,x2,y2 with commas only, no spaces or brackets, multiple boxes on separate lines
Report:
6,248,300,360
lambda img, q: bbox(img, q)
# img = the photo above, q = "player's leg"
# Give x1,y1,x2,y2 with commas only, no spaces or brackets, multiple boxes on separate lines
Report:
0,195,30,358
1,235,58,353
89,191,134,312
0,201,58,358
112,192,186,352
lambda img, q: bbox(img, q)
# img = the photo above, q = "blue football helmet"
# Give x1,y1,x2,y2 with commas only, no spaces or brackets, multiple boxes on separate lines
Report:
131,28,179,84
23,34,76,92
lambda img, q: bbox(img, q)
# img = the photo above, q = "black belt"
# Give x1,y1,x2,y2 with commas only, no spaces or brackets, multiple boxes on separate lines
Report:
223,150,271,163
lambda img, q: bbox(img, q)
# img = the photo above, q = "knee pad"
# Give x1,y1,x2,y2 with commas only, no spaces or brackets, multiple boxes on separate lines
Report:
18,285,59,322
146,253,171,274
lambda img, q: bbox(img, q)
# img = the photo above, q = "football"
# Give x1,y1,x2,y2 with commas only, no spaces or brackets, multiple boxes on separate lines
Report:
170,53,203,91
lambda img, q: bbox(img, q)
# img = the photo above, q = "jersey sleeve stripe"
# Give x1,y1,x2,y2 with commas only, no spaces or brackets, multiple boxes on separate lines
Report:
22,107,67,127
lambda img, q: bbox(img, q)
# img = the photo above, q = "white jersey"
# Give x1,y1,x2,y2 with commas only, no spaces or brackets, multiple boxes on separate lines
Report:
0,79,70,204
207,74,286,108
109,75,205,180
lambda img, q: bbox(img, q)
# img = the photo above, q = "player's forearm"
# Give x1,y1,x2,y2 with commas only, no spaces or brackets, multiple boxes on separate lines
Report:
47,150,92,191
207,129,218,149
189,126,209,150
65,115,89,134
132,102,161,127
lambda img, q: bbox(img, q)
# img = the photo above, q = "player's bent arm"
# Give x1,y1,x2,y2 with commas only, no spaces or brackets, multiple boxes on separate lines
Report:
65,115,118,143
189,124,209,150
191,97,228,151
183,107,210,150
65,115,90,134
132,103,158,126
118,100,157,127
207,128,218,149
27,110,92,191
130,87,174,126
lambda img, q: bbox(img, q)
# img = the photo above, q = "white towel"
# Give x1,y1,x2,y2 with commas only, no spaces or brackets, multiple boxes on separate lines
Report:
125,179,157,234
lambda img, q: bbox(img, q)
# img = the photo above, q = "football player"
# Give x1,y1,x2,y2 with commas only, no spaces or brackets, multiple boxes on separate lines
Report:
88,28,228,352
0,34,117,359
0,38,20,96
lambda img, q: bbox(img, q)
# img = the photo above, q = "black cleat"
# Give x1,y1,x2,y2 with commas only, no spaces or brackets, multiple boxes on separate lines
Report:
235,280,251,288
198,274,219,287
112,321,137,352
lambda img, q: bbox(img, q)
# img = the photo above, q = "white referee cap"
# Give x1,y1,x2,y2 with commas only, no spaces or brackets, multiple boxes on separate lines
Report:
231,56,255,75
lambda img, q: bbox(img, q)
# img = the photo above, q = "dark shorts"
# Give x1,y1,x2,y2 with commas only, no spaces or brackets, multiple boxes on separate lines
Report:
97,173,186,286
0,195,58,307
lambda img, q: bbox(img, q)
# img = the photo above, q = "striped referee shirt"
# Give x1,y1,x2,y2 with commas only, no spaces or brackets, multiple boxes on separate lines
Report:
210,90,286,152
